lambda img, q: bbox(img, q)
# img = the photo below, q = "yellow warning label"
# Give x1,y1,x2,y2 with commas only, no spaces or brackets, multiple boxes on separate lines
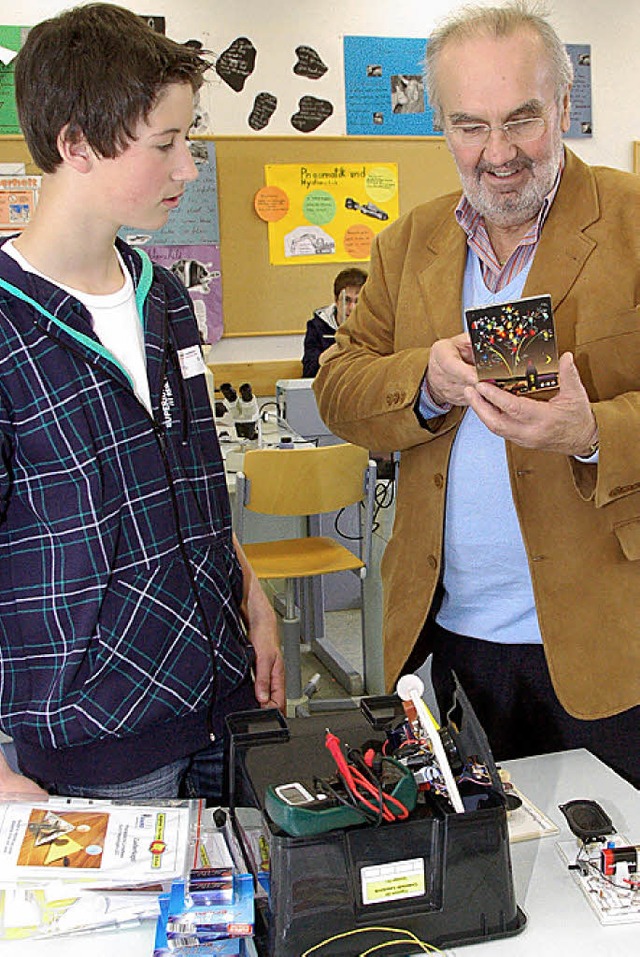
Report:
361,859,425,905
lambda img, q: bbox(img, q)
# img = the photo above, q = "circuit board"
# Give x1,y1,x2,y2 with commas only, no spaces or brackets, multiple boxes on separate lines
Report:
556,835,640,925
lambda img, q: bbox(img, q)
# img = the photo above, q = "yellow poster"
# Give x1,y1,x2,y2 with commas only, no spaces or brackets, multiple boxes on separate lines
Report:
261,162,398,265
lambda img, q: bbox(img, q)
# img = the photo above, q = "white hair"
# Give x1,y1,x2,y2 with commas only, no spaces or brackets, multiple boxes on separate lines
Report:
424,2,573,129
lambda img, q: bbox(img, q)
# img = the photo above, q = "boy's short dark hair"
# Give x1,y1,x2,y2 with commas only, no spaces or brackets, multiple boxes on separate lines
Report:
333,267,368,300
14,3,209,173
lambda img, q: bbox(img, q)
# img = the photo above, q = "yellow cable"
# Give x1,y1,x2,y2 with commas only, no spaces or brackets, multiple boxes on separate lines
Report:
359,936,439,955
300,925,442,957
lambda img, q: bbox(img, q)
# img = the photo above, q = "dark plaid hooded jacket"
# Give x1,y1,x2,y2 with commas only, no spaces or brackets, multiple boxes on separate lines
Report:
0,238,252,787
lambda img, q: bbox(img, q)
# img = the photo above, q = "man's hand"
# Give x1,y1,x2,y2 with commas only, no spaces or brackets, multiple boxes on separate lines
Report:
426,332,478,406
233,535,285,711
464,352,598,455
0,752,48,797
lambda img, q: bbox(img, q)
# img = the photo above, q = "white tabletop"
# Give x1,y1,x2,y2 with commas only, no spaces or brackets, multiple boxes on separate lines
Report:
1,748,638,956
460,748,639,957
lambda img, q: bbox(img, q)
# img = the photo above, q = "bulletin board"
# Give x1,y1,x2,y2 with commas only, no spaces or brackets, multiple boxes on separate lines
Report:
0,134,460,338
0,137,38,172
211,136,459,337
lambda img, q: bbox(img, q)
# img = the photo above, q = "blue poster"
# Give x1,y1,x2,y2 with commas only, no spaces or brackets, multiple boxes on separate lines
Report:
345,36,592,140
344,36,440,137
566,44,592,137
119,140,220,245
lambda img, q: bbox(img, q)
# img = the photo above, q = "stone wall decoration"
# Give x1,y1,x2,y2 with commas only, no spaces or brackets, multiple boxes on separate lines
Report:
215,37,257,92
290,96,333,133
248,92,278,131
293,45,328,79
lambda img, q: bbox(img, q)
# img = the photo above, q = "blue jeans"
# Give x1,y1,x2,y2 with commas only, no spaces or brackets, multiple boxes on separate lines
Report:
48,737,228,802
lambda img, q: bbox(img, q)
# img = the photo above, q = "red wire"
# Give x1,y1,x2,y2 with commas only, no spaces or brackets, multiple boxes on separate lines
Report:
325,730,410,822
349,766,409,821
325,730,356,790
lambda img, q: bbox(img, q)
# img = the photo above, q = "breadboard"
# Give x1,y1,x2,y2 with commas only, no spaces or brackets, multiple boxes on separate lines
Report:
556,835,640,925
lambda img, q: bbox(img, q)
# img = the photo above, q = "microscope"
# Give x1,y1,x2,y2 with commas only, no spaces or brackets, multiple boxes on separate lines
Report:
219,382,260,441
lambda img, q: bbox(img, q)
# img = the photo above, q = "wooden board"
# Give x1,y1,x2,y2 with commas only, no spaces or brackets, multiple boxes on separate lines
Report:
213,136,459,337
207,358,303,396
0,133,460,340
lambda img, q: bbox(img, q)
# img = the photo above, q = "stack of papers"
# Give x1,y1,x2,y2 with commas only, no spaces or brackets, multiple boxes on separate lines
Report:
0,796,197,939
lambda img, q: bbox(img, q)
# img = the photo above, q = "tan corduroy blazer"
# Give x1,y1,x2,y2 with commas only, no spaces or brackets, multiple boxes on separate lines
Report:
315,149,640,719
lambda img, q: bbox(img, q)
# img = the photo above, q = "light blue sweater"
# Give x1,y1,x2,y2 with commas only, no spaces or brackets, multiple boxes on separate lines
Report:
435,249,543,644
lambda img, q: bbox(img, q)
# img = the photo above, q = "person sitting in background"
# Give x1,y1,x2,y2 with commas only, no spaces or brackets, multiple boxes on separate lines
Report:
301,266,367,377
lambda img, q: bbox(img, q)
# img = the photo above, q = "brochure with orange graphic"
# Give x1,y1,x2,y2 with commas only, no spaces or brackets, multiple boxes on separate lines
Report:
0,798,194,884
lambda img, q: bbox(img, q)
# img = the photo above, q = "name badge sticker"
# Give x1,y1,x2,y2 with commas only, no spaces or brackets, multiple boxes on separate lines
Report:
177,345,206,379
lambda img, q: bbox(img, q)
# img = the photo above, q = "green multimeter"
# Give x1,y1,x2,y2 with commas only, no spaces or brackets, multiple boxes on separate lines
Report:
265,779,366,837
264,760,418,837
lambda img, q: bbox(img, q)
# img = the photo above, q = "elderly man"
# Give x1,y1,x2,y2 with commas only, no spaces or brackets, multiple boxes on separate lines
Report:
315,3,640,784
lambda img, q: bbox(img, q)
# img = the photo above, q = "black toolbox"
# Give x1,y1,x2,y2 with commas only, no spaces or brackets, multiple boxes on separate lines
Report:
228,680,526,956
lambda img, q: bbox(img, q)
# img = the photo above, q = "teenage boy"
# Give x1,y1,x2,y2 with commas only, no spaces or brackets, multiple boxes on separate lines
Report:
0,3,284,801
302,266,367,377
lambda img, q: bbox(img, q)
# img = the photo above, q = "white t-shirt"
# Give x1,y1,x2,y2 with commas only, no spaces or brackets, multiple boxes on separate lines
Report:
3,239,152,412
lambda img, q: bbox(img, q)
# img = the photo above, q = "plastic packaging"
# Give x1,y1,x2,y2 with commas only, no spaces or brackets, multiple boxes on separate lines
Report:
0,797,202,939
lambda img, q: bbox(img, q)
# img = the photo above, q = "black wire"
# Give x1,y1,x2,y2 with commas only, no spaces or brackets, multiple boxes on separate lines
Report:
333,504,361,541
346,749,387,828
333,477,397,540
371,480,395,532
313,776,373,822
371,775,386,827
374,476,396,511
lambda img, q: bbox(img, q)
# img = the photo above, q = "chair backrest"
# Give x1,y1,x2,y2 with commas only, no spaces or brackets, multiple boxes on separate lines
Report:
239,443,370,516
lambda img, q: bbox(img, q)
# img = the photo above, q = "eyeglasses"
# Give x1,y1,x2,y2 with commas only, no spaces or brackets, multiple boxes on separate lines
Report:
446,116,547,147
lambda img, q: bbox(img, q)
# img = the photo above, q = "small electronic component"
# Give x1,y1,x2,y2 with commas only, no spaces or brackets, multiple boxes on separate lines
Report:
558,828,640,924
600,844,640,885
557,798,640,922
396,674,465,813
274,782,332,808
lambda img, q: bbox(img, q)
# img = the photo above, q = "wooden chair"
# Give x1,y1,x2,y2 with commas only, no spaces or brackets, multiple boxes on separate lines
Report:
234,443,376,705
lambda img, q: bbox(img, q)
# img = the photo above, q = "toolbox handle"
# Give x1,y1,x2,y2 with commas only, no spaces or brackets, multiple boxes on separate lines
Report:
226,708,290,815
359,694,406,730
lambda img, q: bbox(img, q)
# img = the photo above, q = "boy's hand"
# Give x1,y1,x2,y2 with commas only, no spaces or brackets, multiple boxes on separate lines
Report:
249,615,286,712
0,753,48,797
233,534,286,711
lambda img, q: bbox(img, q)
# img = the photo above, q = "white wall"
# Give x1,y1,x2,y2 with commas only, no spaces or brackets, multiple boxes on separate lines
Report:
9,1,640,365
